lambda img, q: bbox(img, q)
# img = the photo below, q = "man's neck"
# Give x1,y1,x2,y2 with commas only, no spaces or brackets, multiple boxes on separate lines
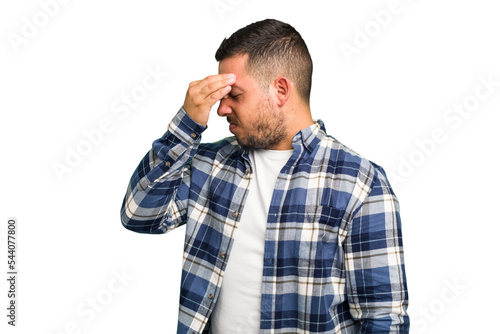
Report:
275,105,314,150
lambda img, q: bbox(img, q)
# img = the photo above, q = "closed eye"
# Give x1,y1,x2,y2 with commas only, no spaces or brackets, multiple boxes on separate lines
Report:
229,93,241,100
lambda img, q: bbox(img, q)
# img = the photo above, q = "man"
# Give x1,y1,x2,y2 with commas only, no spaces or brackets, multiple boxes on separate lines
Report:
121,19,409,333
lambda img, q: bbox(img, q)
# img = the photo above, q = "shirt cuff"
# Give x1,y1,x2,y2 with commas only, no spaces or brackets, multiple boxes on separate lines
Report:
167,107,207,144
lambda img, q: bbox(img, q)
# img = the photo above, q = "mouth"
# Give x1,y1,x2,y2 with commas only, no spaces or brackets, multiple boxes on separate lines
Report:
227,118,237,132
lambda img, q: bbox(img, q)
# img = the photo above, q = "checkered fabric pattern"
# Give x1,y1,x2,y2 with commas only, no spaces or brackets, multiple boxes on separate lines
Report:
121,108,409,333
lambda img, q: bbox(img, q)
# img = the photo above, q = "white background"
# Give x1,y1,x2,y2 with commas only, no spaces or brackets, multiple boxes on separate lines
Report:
1,0,499,333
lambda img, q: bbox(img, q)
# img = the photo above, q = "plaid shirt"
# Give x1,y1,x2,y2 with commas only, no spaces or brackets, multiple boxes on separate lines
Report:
121,108,409,333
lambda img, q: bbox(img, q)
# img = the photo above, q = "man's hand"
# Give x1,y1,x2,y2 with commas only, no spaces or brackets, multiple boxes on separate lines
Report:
183,74,236,127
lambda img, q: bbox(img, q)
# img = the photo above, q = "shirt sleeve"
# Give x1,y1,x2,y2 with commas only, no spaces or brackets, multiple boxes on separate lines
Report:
344,163,410,333
120,107,206,234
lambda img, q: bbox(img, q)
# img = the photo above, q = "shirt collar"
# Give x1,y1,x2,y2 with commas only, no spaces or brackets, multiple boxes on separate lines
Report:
239,119,327,161
292,119,327,153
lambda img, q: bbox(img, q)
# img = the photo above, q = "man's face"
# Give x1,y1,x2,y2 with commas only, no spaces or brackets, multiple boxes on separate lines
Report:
217,54,287,150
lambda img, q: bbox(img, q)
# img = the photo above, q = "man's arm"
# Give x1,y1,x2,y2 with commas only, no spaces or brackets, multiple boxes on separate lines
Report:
120,107,204,233
344,164,410,333
120,74,236,234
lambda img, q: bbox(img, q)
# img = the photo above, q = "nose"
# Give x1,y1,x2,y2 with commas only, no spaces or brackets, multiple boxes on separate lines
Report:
217,96,232,117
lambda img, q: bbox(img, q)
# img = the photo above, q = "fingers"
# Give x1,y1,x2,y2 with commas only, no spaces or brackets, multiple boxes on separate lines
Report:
208,84,232,104
194,74,236,103
183,74,236,127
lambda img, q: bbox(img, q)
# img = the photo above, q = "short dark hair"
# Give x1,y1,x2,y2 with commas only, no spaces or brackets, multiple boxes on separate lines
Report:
215,19,313,104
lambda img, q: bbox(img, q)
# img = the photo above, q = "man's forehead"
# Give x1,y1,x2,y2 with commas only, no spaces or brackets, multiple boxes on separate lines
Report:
230,83,244,91
218,55,254,91
218,54,248,73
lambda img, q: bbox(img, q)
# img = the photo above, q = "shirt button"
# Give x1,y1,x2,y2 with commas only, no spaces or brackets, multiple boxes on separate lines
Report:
221,252,226,259
232,212,239,218
245,169,250,174
209,294,214,299
165,161,170,167
190,132,197,139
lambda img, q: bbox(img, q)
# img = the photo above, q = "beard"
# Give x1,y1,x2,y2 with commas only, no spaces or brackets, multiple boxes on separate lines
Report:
234,96,288,150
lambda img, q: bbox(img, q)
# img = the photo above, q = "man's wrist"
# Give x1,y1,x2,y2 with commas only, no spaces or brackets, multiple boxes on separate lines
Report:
167,107,206,144
182,105,209,127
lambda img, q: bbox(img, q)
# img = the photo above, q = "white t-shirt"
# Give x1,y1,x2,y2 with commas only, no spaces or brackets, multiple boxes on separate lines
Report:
210,149,293,334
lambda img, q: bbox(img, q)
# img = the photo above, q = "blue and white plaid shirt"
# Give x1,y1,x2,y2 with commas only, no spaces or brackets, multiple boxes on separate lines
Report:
121,108,409,333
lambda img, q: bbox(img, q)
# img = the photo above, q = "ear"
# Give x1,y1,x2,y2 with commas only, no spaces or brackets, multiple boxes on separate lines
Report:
273,76,291,107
